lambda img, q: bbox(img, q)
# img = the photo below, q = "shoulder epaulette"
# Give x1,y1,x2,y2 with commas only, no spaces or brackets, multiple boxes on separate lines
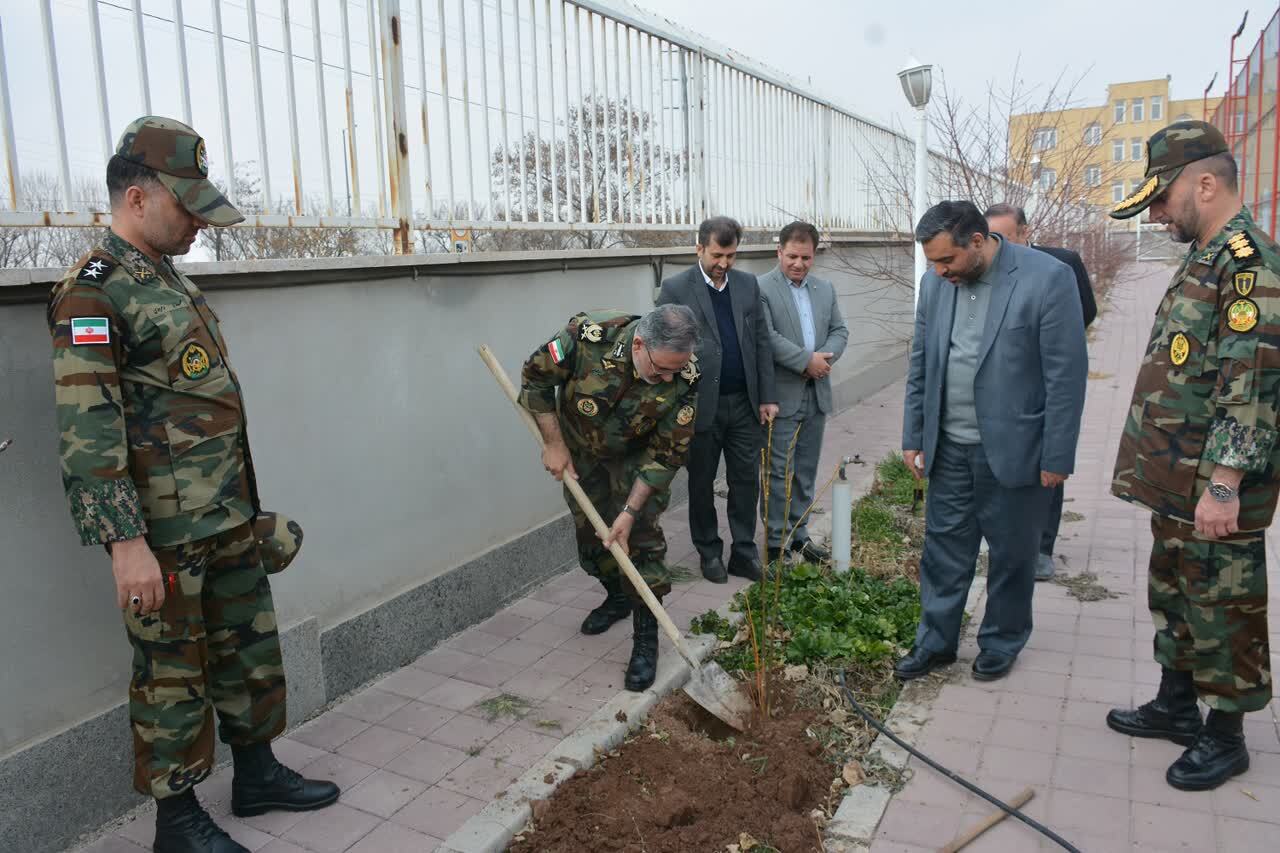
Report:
1224,231,1261,267
74,254,117,284
680,353,701,384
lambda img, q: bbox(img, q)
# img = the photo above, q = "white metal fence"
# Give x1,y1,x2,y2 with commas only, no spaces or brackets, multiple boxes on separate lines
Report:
4,0,925,251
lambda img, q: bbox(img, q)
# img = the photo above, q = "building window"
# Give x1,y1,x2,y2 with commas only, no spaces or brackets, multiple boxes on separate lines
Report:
1112,182,1125,203
1038,168,1057,191
1032,127,1058,151
1234,112,1246,133
1132,139,1143,160
1085,165,1102,187
1115,100,1126,123
1112,140,1124,161
1151,96,1163,121
1132,98,1145,122
1084,123,1102,146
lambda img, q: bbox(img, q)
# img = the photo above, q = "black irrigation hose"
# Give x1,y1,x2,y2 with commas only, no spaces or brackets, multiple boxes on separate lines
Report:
836,669,1082,853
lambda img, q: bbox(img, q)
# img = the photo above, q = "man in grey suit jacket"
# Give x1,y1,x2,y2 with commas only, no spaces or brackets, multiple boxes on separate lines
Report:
899,201,1087,682
657,216,778,583
758,221,849,563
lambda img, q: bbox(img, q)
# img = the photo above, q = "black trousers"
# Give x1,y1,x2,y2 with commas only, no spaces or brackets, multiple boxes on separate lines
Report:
687,391,761,562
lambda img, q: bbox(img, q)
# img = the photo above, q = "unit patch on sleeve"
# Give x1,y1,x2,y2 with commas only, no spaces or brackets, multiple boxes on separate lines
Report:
70,317,110,346
1227,298,1259,333
1170,332,1190,366
1234,271,1256,297
180,342,212,380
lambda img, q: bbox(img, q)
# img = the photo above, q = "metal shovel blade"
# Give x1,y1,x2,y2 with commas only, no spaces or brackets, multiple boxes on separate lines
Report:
683,659,753,731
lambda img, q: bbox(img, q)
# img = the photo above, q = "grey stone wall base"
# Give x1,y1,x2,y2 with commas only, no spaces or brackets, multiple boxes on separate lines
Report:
825,577,989,848
439,633,718,853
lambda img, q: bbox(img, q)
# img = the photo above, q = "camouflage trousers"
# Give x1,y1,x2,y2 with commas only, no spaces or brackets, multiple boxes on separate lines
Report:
1147,514,1272,713
563,453,672,599
124,521,287,798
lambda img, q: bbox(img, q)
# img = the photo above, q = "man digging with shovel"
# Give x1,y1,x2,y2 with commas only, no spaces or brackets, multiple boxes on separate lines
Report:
519,305,701,691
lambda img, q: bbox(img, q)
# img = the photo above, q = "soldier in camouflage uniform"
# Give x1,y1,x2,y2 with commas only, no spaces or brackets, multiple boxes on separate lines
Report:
49,117,336,853
520,305,701,691
1107,120,1275,791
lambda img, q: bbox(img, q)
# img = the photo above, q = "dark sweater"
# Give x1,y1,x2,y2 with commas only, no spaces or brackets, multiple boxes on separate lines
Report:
708,283,747,394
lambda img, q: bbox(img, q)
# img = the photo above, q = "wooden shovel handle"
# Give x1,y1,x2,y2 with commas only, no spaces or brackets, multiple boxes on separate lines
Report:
938,787,1035,853
478,345,697,668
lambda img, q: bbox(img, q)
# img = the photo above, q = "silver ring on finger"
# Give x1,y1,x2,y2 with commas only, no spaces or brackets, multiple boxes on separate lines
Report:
130,595,141,607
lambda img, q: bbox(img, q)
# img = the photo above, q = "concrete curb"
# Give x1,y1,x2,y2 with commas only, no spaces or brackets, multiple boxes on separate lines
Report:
824,576,990,851
438,632,719,853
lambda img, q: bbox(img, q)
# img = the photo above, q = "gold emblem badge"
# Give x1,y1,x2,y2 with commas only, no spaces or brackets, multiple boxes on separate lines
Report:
1112,176,1159,213
1234,271,1256,296
1227,298,1259,332
1169,332,1190,366
680,356,700,383
676,405,695,426
180,342,211,380
577,398,599,417
1228,231,1258,261
579,323,604,343
195,139,208,176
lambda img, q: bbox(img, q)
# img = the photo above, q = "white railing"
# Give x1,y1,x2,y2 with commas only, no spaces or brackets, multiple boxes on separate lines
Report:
4,0,928,251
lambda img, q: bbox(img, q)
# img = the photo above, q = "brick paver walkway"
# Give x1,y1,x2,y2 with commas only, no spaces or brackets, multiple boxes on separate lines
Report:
78,264,1279,853
871,264,1280,853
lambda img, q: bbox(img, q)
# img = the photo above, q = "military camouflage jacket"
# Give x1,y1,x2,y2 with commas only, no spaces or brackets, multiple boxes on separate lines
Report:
48,231,258,548
519,310,699,491
1113,208,1280,529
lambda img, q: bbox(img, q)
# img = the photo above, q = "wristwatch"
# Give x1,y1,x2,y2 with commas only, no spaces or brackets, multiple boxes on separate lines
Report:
1207,481,1238,503
622,504,641,519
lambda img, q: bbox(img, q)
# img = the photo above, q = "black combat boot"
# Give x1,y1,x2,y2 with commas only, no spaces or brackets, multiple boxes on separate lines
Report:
230,742,340,817
580,575,632,635
154,788,248,853
1166,709,1250,791
1106,667,1203,746
624,604,660,692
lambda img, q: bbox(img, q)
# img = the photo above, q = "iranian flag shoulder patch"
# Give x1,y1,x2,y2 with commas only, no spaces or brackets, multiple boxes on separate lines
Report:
548,338,567,364
70,317,110,346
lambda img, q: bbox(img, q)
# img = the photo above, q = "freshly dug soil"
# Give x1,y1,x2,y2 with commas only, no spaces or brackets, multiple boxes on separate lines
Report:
508,683,831,852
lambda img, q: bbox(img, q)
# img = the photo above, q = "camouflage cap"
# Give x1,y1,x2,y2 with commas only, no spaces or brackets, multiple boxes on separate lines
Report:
1110,120,1230,220
116,116,244,227
251,512,303,575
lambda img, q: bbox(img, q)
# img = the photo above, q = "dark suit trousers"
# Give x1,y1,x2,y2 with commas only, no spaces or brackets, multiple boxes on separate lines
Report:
688,391,761,562
917,437,1049,658
1041,482,1065,555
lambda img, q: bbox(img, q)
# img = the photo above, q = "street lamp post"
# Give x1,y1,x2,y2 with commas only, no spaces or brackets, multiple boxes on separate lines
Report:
898,58,933,310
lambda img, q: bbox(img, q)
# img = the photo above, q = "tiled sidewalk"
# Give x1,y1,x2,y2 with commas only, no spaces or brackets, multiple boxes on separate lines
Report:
871,265,1280,853
78,379,903,852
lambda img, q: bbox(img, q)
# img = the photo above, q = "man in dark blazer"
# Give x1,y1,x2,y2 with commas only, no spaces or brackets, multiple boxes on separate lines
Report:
985,203,1095,581
899,201,1087,683
757,221,849,563
657,216,778,582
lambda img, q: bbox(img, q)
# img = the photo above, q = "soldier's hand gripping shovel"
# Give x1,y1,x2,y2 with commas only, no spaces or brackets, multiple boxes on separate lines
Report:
479,345,752,731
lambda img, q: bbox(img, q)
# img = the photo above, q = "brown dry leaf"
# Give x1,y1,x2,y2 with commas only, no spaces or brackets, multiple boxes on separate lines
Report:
725,845,741,853
733,626,751,644
1241,788,1260,801
738,832,761,850
531,799,550,821
783,664,809,682
842,760,865,787
827,708,848,725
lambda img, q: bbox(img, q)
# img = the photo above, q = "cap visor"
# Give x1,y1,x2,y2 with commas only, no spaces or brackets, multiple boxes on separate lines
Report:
1109,168,1180,220
157,173,245,226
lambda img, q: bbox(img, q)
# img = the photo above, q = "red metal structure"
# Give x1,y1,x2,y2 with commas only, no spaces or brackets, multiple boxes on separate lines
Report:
1210,8,1280,238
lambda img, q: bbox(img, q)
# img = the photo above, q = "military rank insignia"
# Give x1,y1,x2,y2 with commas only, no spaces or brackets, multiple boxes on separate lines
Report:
611,340,627,360
578,322,604,343
676,405,695,426
180,342,211,380
680,356,700,383
577,398,599,417
76,256,115,282
1227,298,1259,332
1234,271,1256,296
1227,231,1259,263
1170,332,1190,366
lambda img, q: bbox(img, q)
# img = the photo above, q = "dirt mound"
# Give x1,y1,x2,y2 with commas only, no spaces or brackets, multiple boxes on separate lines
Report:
508,686,830,852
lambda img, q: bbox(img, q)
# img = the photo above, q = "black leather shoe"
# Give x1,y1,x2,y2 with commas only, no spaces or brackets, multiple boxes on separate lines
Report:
1106,667,1203,746
894,646,957,680
231,743,340,817
154,789,249,853
765,546,784,565
624,606,659,692
972,650,1016,681
791,539,830,563
700,555,728,584
727,554,762,581
1166,710,1250,791
580,576,632,635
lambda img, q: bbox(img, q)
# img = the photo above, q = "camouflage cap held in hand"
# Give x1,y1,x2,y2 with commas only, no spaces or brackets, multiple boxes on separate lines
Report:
251,512,303,575
115,116,244,227
1110,120,1230,220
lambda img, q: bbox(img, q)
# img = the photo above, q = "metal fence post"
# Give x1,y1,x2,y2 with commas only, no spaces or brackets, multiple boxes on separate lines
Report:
380,0,414,253
685,50,706,224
